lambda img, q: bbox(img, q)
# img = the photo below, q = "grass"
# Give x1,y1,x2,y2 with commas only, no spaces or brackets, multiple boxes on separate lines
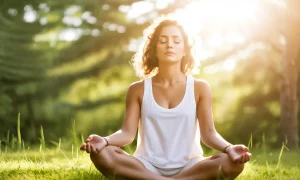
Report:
0,146,299,180
0,116,299,179
236,148,300,180
0,149,106,180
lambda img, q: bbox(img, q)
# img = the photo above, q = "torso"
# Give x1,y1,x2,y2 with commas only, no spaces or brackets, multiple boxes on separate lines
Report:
135,76,204,110
133,75,205,168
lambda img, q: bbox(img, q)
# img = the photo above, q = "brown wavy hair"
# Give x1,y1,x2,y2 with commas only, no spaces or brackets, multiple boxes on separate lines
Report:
131,17,198,79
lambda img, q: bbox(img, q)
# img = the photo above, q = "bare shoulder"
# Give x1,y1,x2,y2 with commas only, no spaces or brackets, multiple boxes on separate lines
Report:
127,80,144,103
193,78,212,99
128,80,144,93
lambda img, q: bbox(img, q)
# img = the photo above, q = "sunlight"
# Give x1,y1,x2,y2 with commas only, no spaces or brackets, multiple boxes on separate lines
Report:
173,0,259,71
125,0,261,71
23,5,37,23
223,59,236,71
127,1,154,19
175,0,259,34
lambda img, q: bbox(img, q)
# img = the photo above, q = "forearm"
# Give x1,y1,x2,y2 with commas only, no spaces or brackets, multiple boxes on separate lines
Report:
105,129,134,147
202,130,231,152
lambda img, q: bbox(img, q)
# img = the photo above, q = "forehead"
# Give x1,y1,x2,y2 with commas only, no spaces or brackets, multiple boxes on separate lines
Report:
159,25,183,37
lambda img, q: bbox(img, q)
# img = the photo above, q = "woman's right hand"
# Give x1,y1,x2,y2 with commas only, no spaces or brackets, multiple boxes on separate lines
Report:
80,134,107,153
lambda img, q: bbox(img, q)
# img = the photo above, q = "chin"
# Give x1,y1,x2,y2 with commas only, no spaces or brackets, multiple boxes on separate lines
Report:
161,59,181,64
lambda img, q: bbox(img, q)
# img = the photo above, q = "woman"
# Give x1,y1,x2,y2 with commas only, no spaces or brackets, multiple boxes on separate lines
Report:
80,18,251,180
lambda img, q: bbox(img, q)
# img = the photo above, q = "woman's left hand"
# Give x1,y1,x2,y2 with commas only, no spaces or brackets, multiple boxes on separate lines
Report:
226,144,252,164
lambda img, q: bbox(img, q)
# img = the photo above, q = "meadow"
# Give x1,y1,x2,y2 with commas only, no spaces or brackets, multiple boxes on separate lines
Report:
0,118,299,179
1,142,299,180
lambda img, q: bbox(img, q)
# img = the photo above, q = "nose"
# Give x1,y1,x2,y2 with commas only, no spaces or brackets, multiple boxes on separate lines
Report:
167,40,174,48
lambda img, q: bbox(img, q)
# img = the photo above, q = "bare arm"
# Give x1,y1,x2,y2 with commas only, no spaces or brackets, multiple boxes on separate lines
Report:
105,81,142,147
196,79,251,163
195,80,231,152
80,81,143,153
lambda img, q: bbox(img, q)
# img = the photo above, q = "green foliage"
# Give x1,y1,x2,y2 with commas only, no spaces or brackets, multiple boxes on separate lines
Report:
0,0,152,143
220,48,283,147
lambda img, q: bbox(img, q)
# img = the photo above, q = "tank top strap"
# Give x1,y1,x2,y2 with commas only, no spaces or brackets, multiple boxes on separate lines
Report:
186,75,195,101
143,77,152,101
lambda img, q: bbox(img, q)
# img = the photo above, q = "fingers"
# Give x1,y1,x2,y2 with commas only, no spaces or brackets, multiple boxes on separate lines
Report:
246,152,252,162
80,143,97,154
86,143,91,153
238,152,252,164
80,144,86,151
234,154,245,164
237,144,249,152
240,154,246,163
85,137,92,143
90,144,97,153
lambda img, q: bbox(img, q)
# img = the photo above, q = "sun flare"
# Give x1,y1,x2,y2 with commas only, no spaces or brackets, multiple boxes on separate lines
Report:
174,0,259,35
170,0,261,70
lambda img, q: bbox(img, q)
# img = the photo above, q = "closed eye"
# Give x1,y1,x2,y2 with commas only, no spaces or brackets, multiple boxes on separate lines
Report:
158,36,182,44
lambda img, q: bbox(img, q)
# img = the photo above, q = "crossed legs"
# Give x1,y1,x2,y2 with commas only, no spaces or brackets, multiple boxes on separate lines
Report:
90,146,170,180
90,146,245,180
172,153,244,180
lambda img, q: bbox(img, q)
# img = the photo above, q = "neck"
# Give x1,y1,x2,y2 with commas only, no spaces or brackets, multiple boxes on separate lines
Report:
154,63,186,83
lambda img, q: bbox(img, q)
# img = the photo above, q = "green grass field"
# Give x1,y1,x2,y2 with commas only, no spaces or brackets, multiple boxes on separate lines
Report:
1,118,299,179
0,146,299,180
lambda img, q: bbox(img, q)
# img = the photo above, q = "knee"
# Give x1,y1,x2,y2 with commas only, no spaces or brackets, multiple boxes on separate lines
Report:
219,153,244,177
90,146,117,171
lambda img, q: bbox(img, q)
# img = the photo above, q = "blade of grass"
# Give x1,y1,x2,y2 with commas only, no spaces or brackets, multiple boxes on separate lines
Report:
58,138,61,152
247,133,252,149
17,113,21,151
11,135,15,150
276,141,289,169
81,133,84,144
39,126,45,152
262,133,266,154
72,120,78,149
6,130,10,153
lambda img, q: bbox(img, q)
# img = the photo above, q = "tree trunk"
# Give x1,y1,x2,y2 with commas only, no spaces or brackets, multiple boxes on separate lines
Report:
280,0,300,148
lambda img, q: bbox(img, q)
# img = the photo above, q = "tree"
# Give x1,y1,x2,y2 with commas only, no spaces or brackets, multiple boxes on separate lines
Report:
0,0,191,143
280,0,300,148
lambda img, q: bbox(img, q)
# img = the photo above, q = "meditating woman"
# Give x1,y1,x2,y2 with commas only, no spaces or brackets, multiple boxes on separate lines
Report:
80,18,251,180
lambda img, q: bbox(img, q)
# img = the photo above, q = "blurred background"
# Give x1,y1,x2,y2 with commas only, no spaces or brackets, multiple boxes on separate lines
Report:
0,0,299,149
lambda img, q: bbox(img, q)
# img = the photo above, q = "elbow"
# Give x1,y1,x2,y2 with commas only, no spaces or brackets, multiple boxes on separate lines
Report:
125,131,135,143
122,130,135,145
124,134,135,145
128,136,135,144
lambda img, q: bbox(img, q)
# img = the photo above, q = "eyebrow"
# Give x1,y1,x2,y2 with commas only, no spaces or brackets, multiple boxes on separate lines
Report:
159,35,181,38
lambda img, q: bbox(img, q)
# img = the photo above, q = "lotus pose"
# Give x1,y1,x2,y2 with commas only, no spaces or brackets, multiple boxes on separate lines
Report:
80,18,251,180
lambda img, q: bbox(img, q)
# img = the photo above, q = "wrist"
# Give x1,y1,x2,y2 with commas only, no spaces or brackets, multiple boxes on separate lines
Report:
104,137,109,146
223,144,232,153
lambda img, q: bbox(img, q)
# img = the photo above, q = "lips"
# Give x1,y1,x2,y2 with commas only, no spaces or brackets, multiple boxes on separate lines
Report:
165,52,175,55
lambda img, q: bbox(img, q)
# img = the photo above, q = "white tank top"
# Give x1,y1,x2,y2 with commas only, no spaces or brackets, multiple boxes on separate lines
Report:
133,75,203,169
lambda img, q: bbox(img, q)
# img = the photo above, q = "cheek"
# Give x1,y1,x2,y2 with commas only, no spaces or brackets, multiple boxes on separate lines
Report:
177,45,185,56
156,45,164,55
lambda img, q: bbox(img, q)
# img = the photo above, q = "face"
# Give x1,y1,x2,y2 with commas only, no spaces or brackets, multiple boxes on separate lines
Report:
156,25,185,64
